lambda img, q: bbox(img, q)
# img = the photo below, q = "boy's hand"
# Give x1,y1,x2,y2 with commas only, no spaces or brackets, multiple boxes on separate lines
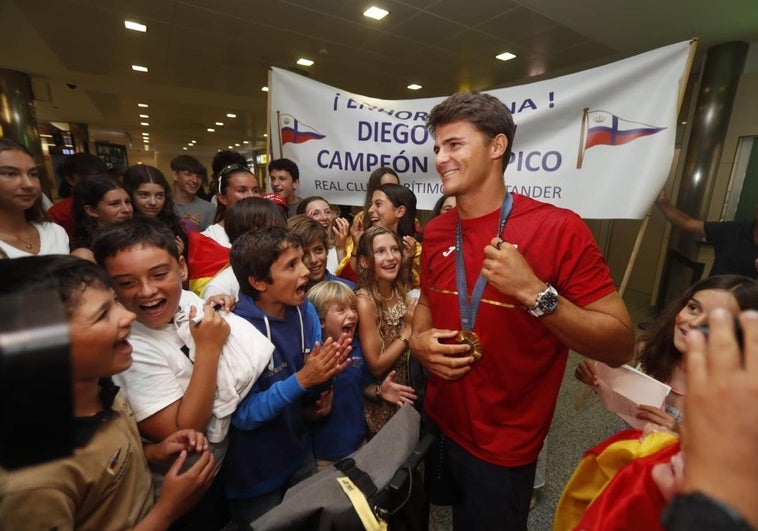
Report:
144,430,209,472
296,335,352,389
303,388,334,421
380,370,418,406
205,294,236,312
189,303,230,358
150,450,215,524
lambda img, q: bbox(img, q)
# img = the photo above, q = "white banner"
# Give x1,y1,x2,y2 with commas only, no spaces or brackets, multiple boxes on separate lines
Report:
269,41,693,219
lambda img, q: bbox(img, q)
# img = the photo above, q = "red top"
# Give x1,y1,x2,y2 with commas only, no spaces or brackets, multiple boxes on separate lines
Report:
47,197,74,238
421,194,616,466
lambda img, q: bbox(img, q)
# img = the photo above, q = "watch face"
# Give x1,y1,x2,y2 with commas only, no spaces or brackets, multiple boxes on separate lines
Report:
537,285,558,313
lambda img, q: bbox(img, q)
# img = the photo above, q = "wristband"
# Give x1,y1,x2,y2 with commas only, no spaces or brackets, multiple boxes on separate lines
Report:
397,334,410,347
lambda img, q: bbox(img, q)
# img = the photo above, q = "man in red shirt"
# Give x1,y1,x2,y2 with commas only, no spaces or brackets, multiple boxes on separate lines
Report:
410,92,635,530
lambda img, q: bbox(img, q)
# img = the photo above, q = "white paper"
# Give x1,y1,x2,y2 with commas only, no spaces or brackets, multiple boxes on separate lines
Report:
593,362,671,429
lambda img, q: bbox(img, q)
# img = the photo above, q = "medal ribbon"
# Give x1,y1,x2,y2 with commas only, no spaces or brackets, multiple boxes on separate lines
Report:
455,193,513,331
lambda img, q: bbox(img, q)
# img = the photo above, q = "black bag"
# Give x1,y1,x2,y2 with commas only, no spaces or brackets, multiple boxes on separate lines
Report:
252,406,433,530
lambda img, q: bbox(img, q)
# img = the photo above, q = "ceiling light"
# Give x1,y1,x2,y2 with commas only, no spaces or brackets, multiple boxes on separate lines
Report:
215,122,224,126
139,114,149,118
261,86,269,92
364,6,389,20
263,133,268,138
182,147,188,150
243,140,250,144
144,144,149,149
124,20,147,32
142,133,150,137
495,51,517,62
191,139,196,143
138,103,149,108
228,145,234,149
132,64,149,72
297,58,314,67
140,122,149,126
235,143,240,147
226,113,237,118
407,83,422,90
207,128,215,132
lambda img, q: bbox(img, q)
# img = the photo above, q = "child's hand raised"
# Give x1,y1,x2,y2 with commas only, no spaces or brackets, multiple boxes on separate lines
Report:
379,370,418,407
189,303,230,359
296,335,352,389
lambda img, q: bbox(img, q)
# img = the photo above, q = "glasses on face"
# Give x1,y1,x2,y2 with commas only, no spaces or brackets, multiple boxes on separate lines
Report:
218,163,253,190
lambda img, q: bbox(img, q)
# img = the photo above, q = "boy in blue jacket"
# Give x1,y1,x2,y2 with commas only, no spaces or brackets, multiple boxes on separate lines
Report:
225,226,351,527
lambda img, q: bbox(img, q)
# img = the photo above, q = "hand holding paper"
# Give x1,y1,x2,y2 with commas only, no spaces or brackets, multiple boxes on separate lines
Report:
591,361,671,429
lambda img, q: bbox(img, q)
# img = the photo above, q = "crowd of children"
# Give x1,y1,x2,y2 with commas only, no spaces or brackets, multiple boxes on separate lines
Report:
1,128,757,531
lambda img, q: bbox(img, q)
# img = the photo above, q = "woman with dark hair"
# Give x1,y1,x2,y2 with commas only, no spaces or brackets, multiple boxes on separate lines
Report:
431,194,456,218
71,174,132,261
202,163,259,247
0,137,69,257
576,274,758,432
361,166,399,216
123,164,187,255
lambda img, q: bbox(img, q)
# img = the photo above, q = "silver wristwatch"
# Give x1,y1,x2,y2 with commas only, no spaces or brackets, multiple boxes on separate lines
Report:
527,283,558,317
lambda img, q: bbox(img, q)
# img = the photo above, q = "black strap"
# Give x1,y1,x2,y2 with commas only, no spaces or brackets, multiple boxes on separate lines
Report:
333,457,378,498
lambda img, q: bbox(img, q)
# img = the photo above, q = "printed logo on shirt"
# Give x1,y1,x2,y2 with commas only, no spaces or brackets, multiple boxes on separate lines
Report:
442,246,456,258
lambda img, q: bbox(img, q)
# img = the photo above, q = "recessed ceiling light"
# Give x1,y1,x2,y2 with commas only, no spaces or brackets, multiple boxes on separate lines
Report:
132,64,149,73
226,113,237,118
297,58,314,67
261,86,269,92
228,145,234,149
243,140,250,144
364,6,389,20
235,143,240,147
495,51,517,62
124,20,147,32
215,122,224,126
140,122,149,126
142,133,150,137
207,128,215,132
182,147,188,150
138,103,149,108
144,144,149,149
139,114,149,118
263,133,268,138
191,139,196,143
407,83,422,90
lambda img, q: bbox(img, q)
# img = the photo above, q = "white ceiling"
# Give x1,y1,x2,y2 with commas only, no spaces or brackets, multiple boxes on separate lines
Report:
1,0,756,159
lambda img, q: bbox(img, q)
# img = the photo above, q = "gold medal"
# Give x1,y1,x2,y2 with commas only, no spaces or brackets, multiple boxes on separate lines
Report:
457,330,483,361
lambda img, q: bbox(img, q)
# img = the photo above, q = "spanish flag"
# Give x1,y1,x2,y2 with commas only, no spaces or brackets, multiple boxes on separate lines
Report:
553,429,679,531
187,231,230,297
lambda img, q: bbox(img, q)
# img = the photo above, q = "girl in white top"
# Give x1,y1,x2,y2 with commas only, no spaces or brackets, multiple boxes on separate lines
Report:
0,138,69,258
201,163,259,247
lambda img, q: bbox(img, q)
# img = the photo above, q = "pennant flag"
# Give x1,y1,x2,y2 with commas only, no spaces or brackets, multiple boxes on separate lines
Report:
279,113,326,145
584,110,665,149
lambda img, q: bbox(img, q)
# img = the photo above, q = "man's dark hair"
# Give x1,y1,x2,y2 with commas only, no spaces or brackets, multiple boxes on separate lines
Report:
268,158,299,182
225,197,287,243
170,154,205,175
0,254,111,317
427,91,515,172
230,226,302,298
93,217,180,266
